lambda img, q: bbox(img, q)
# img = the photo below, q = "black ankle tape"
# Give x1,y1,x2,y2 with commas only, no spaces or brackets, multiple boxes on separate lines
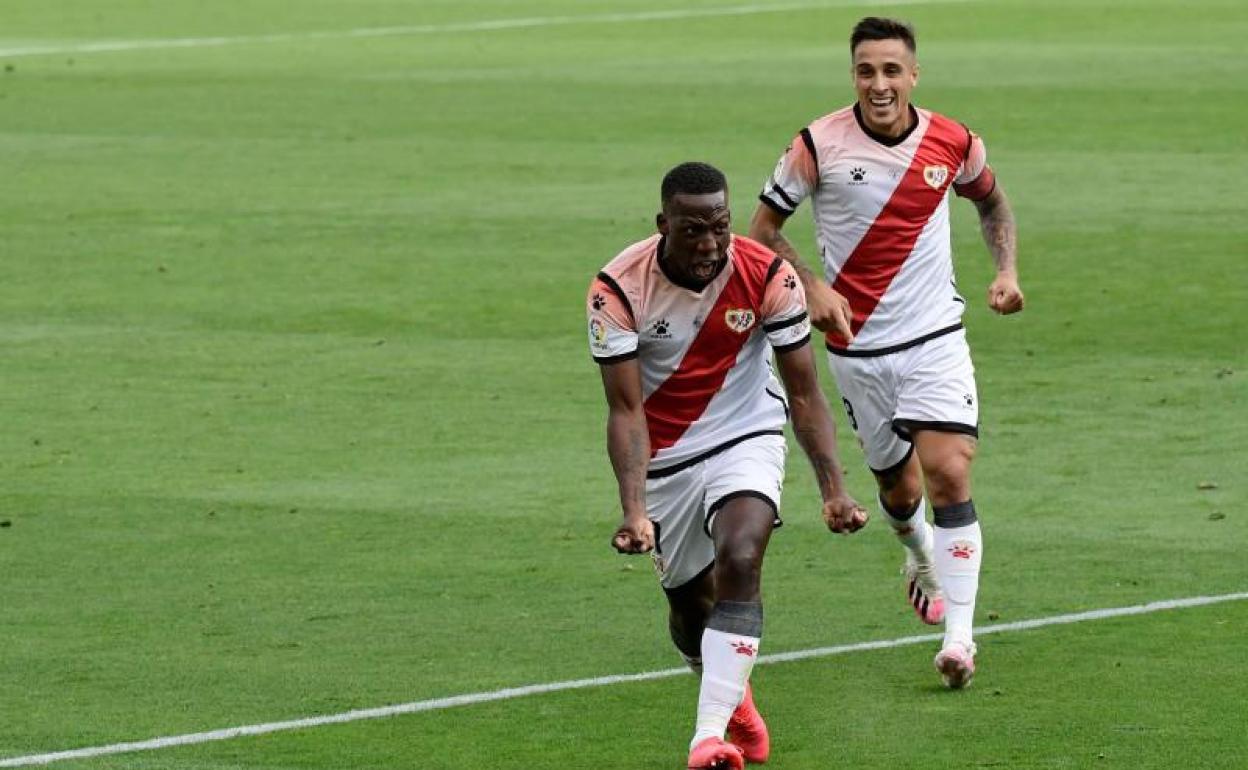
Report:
933,500,977,528
707,601,763,637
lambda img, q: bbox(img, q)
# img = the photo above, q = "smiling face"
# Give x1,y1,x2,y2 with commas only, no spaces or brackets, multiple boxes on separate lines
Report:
657,190,731,286
852,37,919,138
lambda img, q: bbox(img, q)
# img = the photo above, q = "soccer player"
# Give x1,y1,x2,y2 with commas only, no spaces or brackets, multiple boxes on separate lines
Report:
748,17,1024,689
588,162,867,769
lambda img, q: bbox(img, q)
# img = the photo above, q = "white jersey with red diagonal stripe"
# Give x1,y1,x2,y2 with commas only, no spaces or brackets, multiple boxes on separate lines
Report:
587,234,811,475
759,104,996,353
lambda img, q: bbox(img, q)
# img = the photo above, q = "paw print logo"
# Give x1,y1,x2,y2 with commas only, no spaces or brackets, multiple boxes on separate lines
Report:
949,541,976,560
649,318,672,338
963,393,974,407
591,293,606,311
730,641,757,657
783,274,798,291
850,167,866,182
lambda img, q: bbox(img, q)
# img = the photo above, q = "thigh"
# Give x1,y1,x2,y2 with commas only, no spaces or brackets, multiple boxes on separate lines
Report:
893,331,980,442
827,351,912,472
703,433,787,534
646,465,714,591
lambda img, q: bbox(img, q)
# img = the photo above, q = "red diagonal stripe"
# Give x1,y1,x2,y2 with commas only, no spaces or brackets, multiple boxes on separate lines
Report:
827,115,968,346
644,242,770,455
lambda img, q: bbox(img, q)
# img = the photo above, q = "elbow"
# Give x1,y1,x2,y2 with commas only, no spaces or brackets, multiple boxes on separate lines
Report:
747,211,777,244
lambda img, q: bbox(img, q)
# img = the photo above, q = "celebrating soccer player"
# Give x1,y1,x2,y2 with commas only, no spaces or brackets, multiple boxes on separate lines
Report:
588,162,867,769
749,17,1025,689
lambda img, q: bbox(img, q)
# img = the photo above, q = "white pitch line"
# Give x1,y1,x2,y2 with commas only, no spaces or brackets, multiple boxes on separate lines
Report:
2,591,1245,768
0,0,972,59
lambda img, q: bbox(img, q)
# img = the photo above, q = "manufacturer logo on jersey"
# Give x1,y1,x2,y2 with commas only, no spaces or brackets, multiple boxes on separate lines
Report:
724,309,756,333
783,274,798,291
590,292,606,311
589,318,608,349
648,318,672,339
849,166,867,185
923,165,950,190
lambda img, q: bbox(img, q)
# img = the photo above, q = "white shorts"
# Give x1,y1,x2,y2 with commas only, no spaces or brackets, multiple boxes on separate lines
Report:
827,329,979,474
645,433,787,590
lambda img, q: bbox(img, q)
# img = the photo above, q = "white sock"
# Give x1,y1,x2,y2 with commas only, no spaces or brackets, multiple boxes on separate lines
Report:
933,521,982,648
881,496,932,562
691,627,759,748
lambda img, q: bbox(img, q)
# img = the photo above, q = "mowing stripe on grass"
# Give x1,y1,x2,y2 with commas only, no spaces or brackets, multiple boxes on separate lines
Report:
0,0,973,58
2,591,1244,767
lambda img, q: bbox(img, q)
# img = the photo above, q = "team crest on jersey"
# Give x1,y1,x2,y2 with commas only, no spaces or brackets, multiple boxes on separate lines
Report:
923,165,950,190
724,308,756,333
589,318,608,349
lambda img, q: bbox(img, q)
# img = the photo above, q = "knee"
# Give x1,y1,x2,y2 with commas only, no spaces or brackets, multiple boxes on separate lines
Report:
880,485,922,513
715,542,764,585
878,457,923,510
922,448,974,505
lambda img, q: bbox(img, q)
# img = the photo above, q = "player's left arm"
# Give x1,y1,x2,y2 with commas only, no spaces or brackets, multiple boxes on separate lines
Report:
955,131,1024,315
972,184,1025,315
773,343,868,535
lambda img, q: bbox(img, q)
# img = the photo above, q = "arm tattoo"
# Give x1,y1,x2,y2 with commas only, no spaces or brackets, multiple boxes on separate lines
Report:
979,196,1018,273
757,228,823,287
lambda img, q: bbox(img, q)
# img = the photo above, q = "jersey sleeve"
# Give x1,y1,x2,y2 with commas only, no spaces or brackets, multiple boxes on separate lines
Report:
758,129,819,218
952,130,996,201
760,259,811,353
587,275,638,363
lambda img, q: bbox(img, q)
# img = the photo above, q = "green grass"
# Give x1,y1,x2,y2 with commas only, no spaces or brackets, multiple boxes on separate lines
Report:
1,0,1246,768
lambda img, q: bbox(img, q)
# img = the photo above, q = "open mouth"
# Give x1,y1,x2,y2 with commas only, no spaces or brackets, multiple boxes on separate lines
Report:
869,95,895,109
691,259,720,280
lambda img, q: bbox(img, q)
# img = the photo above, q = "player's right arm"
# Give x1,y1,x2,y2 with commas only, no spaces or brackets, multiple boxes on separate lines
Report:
749,205,854,341
749,131,855,341
598,359,654,554
588,275,654,554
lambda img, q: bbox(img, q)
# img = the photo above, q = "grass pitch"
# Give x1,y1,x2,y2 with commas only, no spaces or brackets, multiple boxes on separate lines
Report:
1,1,1246,768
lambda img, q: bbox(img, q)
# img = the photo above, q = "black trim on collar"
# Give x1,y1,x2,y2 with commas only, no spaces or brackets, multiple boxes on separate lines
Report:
595,271,634,325
853,103,920,147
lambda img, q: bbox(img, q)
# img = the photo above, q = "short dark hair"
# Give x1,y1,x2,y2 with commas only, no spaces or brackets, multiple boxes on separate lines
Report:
660,161,727,205
850,17,916,55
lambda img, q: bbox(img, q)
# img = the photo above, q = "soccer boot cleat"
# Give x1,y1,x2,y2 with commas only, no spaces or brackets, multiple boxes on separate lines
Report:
687,737,746,770
934,641,977,689
726,684,770,764
902,535,945,625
